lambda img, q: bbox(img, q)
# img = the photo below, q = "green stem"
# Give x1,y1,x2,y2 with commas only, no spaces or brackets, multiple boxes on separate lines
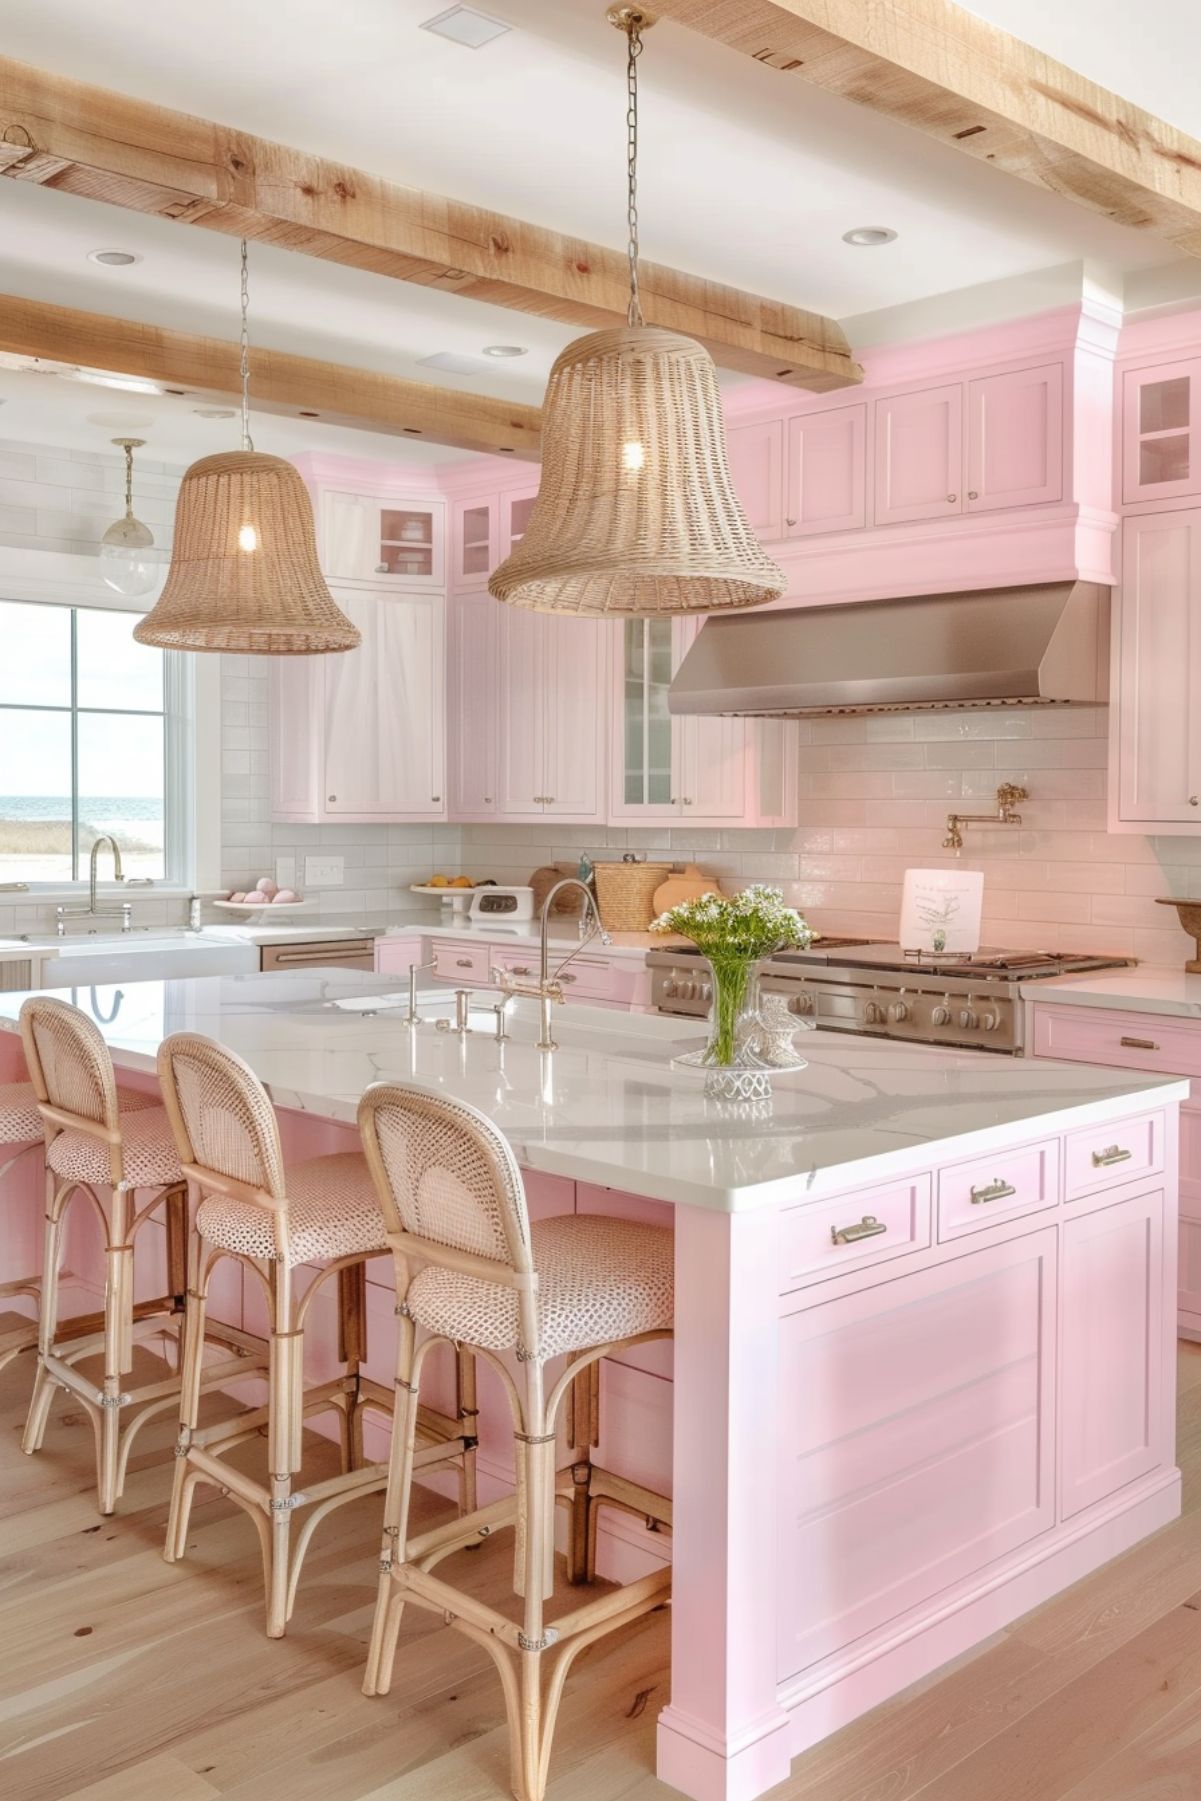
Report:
704,953,756,1067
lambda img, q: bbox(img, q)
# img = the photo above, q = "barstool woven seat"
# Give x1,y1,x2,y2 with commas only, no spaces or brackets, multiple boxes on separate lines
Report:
408,1213,673,1359
47,1100,181,1188
19,997,251,1516
358,1083,674,1801
197,1152,387,1265
0,1081,42,1142
157,1033,475,1639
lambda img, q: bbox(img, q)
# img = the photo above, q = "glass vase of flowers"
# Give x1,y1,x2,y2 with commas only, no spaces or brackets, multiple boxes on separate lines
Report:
651,885,815,1089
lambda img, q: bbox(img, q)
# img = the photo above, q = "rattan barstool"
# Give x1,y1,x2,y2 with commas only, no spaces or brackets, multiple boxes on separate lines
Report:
358,1082,675,1801
0,1080,55,1378
18,996,254,1515
156,1033,479,1638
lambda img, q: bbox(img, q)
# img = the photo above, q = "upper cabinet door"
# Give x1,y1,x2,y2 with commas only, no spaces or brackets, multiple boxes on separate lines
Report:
785,405,867,537
541,615,607,820
323,590,445,817
1117,510,1201,825
496,605,548,818
726,419,784,542
452,497,496,589
674,618,747,820
447,590,498,819
500,488,539,561
612,617,678,819
873,385,964,526
322,491,445,587
1123,361,1201,505
966,363,1063,512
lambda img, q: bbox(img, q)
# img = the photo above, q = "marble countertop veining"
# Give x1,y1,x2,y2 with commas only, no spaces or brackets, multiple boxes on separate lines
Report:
0,972,1183,1213
1022,966,1201,1020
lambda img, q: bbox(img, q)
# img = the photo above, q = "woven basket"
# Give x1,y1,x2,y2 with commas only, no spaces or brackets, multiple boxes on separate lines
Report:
593,861,671,932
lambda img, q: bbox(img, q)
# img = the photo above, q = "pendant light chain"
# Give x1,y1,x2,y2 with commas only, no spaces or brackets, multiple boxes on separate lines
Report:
123,440,134,518
239,238,254,453
625,15,644,329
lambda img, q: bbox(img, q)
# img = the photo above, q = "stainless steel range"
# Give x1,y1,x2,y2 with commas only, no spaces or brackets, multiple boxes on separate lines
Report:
647,941,1133,1055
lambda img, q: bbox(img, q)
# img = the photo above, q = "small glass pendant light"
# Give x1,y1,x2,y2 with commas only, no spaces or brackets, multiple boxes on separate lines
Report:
489,7,785,618
134,242,360,655
99,438,168,599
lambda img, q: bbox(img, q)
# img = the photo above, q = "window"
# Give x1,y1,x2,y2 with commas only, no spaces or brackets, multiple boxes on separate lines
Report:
0,600,168,885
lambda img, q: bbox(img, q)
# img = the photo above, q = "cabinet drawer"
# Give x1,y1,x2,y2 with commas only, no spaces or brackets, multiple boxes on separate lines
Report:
1032,1003,1201,1082
938,1139,1059,1241
492,949,650,1008
1064,1111,1164,1202
779,1175,931,1294
431,942,495,984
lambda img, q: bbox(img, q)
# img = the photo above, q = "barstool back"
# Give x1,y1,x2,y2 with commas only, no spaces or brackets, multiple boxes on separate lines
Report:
358,1084,538,1348
157,1033,289,1250
20,996,125,1186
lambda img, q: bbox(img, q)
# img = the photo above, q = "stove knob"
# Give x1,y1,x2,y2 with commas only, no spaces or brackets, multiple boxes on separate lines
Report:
662,977,678,998
932,1000,952,1026
791,990,814,1015
959,1006,978,1030
864,1000,885,1026
683,980,698,1002
980,1009,1002,1032
889,1000,910,1023
699,982,713,1004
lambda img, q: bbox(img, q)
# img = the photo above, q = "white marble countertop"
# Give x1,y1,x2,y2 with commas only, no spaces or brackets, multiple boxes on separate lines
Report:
0,972,1184,1212
1022,966,1201,1020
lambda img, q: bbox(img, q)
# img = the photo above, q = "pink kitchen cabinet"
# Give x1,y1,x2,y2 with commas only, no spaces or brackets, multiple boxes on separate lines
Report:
775,1226,1058,1682
1113,508,1201,829
785,404,867,537
451,496,496,588
726,417,784,542
1122,358,1201,506
872,383,964,525
447,589,499,819
1060,1188,1168,1519
966,363,1063,511
322,488,445,588
494,605,608,822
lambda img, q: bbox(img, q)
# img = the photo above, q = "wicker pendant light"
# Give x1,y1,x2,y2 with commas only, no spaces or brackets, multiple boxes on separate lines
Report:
489,8,785,618
134,243,360,656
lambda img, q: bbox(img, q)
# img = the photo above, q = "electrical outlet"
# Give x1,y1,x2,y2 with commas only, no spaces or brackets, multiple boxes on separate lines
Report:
304,855,344,888
275,856,296,891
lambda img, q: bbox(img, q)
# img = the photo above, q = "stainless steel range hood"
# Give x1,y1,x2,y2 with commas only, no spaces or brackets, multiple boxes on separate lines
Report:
668,582,1110,717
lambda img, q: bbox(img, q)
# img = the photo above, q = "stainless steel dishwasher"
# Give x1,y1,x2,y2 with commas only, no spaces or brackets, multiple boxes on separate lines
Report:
259,938,376,972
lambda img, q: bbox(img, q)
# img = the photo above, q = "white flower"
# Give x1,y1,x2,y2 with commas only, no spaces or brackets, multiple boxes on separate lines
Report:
650,884,814,957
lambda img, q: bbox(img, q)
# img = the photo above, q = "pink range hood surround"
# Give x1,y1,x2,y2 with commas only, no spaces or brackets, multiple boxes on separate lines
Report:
667,581,1110,718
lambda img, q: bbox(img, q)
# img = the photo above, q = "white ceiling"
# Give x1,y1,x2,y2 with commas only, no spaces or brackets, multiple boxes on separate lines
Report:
0,0,1197,463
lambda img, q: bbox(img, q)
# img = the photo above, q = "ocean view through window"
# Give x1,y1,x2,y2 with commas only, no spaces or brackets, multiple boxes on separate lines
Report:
0,600,167,884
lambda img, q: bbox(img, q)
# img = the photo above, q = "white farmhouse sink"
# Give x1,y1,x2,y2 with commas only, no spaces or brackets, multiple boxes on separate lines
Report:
35,929,259,986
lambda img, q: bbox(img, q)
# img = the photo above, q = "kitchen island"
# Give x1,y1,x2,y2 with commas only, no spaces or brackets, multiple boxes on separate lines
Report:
0,971,1186,1801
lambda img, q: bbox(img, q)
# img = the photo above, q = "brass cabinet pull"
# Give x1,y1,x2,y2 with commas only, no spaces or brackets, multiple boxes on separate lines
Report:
970,1178,1017,1206
1120,1036,1159,1050
455,958,473,968
510,965,532,977
1091,1144,1133,1168
832,1214,888,1247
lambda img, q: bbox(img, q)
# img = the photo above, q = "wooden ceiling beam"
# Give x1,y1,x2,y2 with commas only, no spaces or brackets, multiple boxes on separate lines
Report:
0,292,543,458
652,0,1201,257
0,55,861,392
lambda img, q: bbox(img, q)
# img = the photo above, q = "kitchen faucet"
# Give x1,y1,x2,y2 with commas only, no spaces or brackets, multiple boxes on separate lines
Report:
943,783,1028,852
55,835,132,935
495,877,611,1050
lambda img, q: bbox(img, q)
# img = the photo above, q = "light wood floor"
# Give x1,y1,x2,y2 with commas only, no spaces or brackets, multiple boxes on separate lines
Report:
4,1329,1201,1801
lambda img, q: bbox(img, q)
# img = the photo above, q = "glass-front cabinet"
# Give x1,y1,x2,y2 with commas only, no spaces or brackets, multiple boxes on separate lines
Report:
1123,360,1201,505
322,490,445,587
612,618,785,825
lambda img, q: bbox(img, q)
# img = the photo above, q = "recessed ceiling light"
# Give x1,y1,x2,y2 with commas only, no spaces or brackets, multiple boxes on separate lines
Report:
482,344,528,358
419,350,491,375
194,406,237,418
842,227,898,247
420,5,511,49
88,249,141,267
